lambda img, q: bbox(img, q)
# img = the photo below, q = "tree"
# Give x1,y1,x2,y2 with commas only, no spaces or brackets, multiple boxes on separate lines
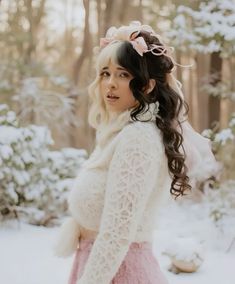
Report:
0,0,80,147
73,0,92,85
0,104,87,225
168,0,235,129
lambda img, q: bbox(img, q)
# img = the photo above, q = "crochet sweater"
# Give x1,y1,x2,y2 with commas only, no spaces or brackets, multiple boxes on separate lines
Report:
56,105,171,284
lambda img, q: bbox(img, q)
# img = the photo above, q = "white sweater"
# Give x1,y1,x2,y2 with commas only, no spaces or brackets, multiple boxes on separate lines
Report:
56,105,172,284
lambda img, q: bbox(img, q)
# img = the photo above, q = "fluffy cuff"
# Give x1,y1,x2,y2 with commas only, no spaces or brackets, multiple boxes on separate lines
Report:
53,217,81,258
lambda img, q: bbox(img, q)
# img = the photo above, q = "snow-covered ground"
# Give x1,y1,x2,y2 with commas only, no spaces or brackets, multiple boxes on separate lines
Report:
1,197,235,284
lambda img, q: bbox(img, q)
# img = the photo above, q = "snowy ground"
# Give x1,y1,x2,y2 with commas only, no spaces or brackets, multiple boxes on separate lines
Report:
1,197,235,284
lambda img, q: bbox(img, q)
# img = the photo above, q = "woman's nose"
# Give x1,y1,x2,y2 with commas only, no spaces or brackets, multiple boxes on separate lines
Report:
107,74,117,89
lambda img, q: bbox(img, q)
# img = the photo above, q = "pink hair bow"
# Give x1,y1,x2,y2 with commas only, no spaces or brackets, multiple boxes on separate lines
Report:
99,21,193,66
100,31,148,56
100,37,114,48
129,32,148,56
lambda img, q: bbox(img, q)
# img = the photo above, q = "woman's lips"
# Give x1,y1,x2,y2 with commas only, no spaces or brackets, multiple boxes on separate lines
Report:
106,93,119,103
106,97,119,103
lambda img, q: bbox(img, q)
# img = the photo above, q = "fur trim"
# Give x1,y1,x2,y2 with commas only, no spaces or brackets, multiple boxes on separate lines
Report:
53,217,81,258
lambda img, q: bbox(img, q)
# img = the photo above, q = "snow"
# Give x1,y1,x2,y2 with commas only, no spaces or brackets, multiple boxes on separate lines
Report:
0,223,72,284
164,237,205,264
0,195,234,284
169,0,235,56
0,126,22,144
0,144,13,160
229,117,235,127
0,104,8,112
0,105,88,225
214,129,234,145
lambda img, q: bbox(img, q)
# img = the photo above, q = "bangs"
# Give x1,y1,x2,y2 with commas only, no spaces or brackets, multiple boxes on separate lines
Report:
96,41,123,72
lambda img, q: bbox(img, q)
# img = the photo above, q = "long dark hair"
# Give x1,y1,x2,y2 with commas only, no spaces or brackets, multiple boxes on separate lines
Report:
116,31,191,197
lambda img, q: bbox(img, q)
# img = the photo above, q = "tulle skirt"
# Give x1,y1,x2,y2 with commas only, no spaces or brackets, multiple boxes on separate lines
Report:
68,238,169,284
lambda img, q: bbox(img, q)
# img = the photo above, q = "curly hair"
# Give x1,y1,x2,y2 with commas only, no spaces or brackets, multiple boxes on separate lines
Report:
88,32,191,197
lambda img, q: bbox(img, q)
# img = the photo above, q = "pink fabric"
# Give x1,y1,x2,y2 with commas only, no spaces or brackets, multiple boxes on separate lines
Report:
99,22,173,58
68,239,169,284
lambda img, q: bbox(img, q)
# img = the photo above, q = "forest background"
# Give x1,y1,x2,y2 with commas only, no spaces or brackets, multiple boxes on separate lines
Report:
0,0,235,225
0,2,235,282
1,0,234,151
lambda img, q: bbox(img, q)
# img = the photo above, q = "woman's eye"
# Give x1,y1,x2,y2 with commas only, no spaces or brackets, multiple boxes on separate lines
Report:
100,71,109,77
120,72,130,78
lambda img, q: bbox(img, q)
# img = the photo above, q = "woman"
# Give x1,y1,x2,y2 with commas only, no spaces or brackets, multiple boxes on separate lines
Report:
55,21,217,284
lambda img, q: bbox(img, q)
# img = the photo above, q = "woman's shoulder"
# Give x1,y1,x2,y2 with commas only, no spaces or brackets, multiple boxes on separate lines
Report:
116,121,164,152
120,120,161,139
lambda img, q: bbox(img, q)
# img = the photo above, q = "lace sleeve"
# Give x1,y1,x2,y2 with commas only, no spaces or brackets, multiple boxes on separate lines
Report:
77,124,162,284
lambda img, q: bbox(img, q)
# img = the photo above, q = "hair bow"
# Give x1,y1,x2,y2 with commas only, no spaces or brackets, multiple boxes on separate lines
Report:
100,30,148,56
99,21,193,66
99,21,174,59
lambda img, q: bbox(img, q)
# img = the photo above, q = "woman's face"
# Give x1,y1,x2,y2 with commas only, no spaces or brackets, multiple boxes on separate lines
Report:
99,61,138,113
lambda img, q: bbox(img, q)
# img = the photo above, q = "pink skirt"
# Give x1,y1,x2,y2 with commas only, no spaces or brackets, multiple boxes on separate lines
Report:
68,239,169,284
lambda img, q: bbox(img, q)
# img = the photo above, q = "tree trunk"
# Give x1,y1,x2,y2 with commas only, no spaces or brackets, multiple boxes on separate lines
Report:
102,0,115,36
196,53,210,131
229,57,235,115
25,0,46,64
96,0,102,43
73,0,91,85
208,51,222,128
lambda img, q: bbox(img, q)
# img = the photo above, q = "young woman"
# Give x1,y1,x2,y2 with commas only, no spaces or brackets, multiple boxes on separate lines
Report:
55,21,217,284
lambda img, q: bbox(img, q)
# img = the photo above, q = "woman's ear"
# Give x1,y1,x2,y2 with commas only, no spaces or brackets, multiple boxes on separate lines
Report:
145,79,156,94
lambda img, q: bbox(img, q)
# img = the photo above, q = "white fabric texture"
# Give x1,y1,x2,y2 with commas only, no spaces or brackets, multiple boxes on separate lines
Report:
65,109,171,284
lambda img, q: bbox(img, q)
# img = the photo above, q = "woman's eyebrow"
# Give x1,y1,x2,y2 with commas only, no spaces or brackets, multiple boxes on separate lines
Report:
101,66,127,71
117,67,126,71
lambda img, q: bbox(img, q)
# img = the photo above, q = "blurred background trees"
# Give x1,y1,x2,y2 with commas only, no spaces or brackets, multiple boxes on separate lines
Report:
0,0,234,226
0,0,234,151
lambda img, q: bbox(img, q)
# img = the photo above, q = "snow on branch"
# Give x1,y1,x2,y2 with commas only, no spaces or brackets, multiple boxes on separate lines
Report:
0,105,87,226
168,0,235,57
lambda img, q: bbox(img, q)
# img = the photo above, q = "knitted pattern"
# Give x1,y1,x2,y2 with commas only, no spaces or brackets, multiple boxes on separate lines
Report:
67,121,171,284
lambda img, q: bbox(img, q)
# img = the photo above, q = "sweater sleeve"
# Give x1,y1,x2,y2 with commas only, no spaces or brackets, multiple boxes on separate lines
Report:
77,124,162,284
